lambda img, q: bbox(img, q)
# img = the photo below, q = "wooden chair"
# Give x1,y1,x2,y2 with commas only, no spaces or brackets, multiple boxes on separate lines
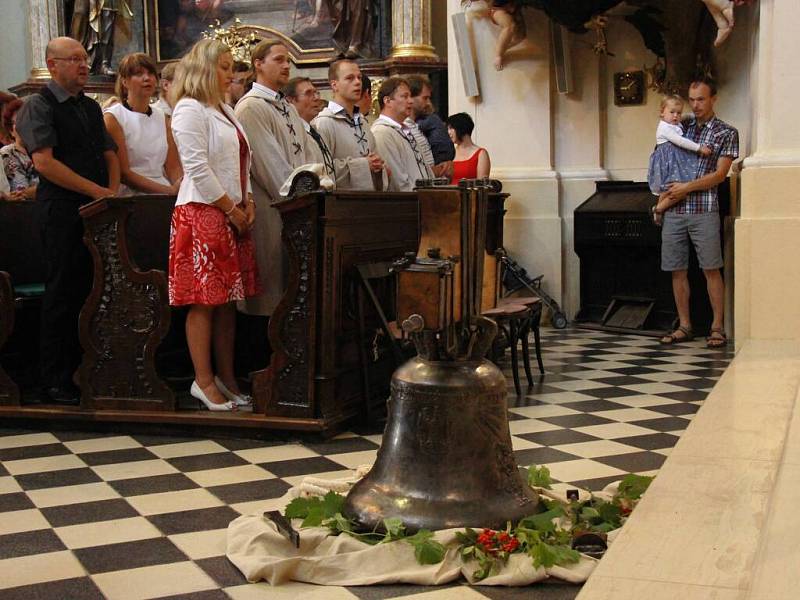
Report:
483,296,543,397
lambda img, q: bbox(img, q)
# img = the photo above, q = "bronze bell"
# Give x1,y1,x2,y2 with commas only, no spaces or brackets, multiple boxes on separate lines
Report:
343,181,538,532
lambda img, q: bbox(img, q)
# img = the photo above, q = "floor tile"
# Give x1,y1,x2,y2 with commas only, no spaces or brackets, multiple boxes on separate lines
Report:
74,537,188,574
0,528,66,559
2,453,87,476
327,449,380,469
554,440,643,459
91,561,218,599
0,576,106,600
516,429,599,447
79,447,159,467
92,459,180,482
63,436,142,455
126,488,224,516
560,399,631,413
54,516,162,549
0,492,35,512
148,440,229,460
628,417,692,432
27,481,120,509
302,437,381,456
0,443,70,462
41,498,139,527
593,451,667,472
514,446,582,465
545,459,627,484
107,473,200,497
14,467,102,491
235,444,320,464
206,478,292,505
540,414,615,428
0,475,22,494
196,555,249,587
0,550,87,590
0,432,59,450
574,422,659,440
167,452,250,473
184,464,274,488
168,528,228,560
225,581,360,599
147,506,241,536
262,456,347,478
613,433,680,451
508,404,580,419
0,508,51,535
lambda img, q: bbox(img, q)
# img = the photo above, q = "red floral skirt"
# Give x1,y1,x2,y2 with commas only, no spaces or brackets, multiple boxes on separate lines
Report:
168,202,260,306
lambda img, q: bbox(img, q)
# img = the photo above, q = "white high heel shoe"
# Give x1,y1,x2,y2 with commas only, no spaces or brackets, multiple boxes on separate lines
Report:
214,376,252,407
190,381,236,411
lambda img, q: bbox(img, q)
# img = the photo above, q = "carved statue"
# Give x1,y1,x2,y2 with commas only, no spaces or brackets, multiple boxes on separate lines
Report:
332,0,376,58
70,0,133,76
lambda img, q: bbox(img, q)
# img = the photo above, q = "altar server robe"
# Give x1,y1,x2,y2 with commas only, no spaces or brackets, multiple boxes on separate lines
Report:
372,115,434,192
234,83,317,316
312,101,384,191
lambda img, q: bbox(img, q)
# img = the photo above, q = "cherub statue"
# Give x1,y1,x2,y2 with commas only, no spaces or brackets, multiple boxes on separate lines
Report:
488,1,527,71
70,0,133,76
701,0,754,47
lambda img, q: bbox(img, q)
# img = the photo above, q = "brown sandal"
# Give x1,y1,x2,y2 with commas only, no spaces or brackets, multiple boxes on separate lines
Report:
660,325,693,345
706,328,728,349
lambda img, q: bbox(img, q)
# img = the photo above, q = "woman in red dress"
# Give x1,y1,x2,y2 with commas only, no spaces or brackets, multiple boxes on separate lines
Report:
169,39,260,411
447,112,491,185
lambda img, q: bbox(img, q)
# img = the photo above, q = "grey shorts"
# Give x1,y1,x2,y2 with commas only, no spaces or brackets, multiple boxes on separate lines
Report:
661,211,723,271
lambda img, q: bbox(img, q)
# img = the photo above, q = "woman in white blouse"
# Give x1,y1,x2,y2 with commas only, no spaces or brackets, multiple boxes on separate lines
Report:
104,53,182,195
169,39,259,411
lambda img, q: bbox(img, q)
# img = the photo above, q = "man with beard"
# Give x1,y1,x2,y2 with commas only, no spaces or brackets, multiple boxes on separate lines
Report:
234,40,318,318
406,74,454,179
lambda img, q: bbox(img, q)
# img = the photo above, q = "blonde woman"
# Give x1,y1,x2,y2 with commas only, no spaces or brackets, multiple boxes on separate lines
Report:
169,39,259,411
104,53,182,195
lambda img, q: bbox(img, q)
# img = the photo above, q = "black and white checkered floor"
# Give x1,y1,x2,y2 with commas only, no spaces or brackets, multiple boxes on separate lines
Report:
0,327,734,600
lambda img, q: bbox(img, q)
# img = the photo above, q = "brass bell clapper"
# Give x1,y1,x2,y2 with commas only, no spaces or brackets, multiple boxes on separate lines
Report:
343,179,539,533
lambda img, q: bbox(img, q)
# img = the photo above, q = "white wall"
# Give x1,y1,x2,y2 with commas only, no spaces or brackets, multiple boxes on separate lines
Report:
446,1,755,321
0,0,32,90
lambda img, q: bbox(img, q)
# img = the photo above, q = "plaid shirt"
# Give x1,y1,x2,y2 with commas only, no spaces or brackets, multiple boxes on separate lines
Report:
672,116,739,214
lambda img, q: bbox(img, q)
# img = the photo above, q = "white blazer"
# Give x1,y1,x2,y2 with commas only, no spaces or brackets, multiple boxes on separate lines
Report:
171,97,252,207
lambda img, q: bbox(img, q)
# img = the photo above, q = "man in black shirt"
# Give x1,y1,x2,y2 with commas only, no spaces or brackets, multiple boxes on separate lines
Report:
16,36,119,403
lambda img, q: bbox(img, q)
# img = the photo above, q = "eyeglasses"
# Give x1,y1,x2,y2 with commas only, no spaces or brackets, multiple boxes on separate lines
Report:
300,89,321,99
52,56,90,66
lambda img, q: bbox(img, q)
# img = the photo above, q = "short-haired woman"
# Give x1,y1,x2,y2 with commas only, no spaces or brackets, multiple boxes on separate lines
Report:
169,39,259,411
104,53,182,195
1,98,38,200
446,112,491,184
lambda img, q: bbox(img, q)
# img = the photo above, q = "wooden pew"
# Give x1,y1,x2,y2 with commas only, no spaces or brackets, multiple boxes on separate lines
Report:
0,190,506,434
0,199,45,403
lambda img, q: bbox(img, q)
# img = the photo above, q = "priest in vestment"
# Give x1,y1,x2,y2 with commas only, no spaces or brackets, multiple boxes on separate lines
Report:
371,77,434,192
312,59,387,191
234,40,318,317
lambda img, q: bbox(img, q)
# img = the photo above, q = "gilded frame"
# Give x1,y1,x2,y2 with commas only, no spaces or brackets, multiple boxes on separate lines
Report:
143,0,341,66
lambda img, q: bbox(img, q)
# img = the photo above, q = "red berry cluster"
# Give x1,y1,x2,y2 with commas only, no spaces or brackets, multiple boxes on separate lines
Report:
476,528,520,555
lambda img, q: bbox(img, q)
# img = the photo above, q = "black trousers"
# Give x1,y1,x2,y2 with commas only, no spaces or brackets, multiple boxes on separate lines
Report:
38,199,92,389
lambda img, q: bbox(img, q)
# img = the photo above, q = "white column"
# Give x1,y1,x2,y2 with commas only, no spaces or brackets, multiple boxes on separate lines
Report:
29,0,63,80
735,0,800,344
447,0,562,312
